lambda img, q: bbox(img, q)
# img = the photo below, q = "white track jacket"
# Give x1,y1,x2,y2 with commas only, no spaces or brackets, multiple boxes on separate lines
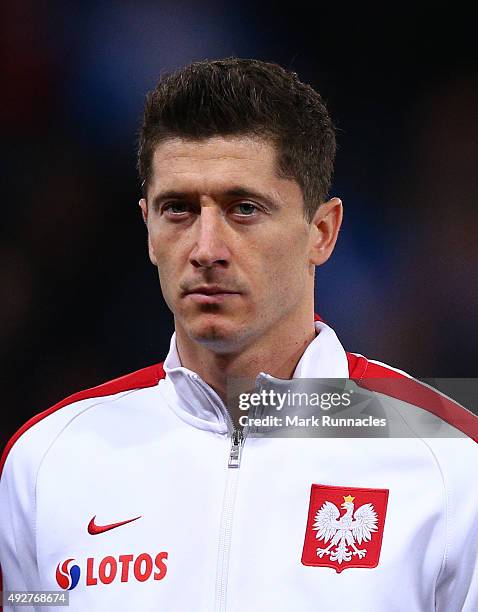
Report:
1,320,477,611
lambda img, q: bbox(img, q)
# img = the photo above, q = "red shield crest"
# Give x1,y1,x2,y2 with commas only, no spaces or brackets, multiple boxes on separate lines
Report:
301,484,389,573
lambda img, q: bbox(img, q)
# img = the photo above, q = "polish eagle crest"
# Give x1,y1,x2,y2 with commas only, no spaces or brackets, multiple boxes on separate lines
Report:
312,494,378,564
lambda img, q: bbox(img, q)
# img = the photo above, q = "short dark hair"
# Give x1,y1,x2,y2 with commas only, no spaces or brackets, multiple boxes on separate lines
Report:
138,58,336,221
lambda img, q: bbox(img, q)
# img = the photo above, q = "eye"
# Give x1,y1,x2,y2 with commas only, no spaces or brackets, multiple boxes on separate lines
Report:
162,202,190,216
231,202,259,216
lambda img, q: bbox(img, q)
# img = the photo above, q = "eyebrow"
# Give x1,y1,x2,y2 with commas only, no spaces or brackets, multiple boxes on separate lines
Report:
150,186,280,210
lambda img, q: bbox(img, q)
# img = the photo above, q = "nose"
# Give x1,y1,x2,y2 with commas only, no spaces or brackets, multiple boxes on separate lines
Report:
189,207,230,269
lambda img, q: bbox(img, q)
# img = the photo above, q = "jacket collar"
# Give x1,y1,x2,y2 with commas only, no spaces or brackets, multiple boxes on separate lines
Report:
161,320,349,433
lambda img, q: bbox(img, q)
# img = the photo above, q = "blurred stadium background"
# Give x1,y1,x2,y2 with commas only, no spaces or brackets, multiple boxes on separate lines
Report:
1,2,477,450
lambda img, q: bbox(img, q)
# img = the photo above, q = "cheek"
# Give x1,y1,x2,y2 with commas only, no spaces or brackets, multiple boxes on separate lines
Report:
150,239,178,296
151,229,183,271
269,227,309,269
255,235,310,297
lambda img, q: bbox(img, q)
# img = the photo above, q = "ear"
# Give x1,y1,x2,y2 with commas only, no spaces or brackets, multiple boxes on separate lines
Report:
308,197,343,266
139,198,158,266
139,197,148,223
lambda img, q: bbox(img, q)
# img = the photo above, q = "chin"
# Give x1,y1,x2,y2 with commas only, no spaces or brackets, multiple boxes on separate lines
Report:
190,323,236,352
186,314,250,353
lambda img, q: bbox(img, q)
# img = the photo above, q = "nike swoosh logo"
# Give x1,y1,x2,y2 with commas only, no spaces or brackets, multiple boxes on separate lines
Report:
87,515,142,535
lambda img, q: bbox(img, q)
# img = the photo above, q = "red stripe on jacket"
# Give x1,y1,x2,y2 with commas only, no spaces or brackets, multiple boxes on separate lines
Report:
347,352,478,443
0,363,165,478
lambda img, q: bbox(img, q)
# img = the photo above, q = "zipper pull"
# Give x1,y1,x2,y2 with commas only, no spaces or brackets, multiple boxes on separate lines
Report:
228,429,244,469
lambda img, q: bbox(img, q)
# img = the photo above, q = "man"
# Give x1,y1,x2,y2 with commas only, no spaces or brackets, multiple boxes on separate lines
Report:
1,58,477,611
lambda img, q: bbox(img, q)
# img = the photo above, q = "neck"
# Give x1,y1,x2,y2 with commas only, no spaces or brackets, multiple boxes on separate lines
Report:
175,308,316,410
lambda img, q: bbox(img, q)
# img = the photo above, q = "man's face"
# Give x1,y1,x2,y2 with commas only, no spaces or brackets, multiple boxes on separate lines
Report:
141,135,323,353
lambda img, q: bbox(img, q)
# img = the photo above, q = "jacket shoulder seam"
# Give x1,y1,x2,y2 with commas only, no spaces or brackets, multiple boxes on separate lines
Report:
351,356,478,443
0,362,166,478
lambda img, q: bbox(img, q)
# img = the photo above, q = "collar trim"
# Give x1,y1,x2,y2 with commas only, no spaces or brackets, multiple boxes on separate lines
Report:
161,320,349,431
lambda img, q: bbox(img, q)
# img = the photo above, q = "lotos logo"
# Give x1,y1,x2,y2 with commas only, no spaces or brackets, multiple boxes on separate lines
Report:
86,552,168,585
54,552,168,589
56,558,81,590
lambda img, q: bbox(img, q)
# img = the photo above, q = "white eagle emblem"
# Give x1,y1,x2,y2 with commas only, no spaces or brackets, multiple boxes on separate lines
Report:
313,495,378,564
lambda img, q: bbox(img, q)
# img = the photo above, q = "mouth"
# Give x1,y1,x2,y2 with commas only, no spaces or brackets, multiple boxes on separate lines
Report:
183,285,241,304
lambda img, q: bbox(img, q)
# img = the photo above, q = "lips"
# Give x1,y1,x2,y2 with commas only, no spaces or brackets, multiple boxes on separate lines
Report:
183,285,240,304
184,285,238,296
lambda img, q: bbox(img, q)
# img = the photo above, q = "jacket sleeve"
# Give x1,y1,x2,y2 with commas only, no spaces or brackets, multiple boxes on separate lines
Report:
0,440,39,610
434,437,478,611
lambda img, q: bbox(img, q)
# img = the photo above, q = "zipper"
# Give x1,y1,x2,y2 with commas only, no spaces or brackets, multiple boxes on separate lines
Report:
228,428,244,468
215,418,247,611
215,461,239,612
184,370,248,610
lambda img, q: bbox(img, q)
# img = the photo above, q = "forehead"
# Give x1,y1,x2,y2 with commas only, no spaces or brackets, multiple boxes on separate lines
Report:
148,135,297,198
